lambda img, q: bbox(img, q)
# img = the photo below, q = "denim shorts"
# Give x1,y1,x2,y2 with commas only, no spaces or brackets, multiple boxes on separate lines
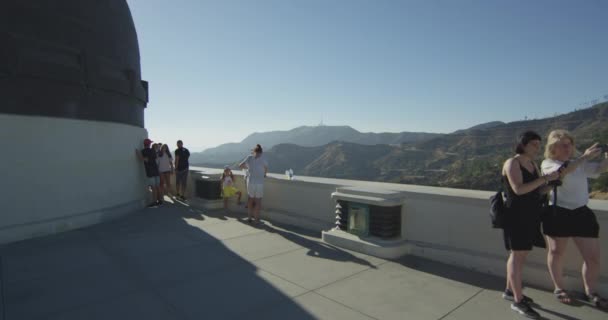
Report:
147,176,160,186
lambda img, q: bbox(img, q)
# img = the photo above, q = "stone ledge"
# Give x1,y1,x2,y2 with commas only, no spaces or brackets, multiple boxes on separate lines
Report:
322,229,410,259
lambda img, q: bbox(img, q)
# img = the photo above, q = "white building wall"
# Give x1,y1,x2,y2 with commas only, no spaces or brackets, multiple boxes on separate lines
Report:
0,114,149,244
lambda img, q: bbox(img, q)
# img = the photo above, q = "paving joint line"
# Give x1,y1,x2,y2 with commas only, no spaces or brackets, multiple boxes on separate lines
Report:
85,230,191,320
437,288,485,320
246,246,308,263
251,262,312,294
294,259,390,319
310,291,381,320
311,259,389,293
211,229,267,242
10,235,154,320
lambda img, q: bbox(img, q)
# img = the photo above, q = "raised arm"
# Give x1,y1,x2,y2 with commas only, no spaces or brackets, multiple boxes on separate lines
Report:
239,156,249,170
554,143,602,177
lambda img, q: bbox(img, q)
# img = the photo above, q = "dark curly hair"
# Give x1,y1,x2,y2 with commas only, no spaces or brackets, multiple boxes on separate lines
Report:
515,131,542,154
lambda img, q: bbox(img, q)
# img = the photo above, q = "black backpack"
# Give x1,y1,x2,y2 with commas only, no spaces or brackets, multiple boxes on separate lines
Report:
489,190,506,229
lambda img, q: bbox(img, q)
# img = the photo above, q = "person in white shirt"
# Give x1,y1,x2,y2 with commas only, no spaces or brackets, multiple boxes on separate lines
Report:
239,144,268,224
157,144,174,196
541,130,608,308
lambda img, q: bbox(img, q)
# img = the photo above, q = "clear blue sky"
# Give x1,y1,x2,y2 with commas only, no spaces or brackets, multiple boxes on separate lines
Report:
127,0,608,151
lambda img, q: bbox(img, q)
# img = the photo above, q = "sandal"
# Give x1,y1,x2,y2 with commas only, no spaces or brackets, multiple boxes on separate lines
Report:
587,293,608,310
554,289,572,305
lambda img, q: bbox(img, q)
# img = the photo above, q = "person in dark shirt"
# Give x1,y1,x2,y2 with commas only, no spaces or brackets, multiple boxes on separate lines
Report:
136,138,162,206
174,140,190,200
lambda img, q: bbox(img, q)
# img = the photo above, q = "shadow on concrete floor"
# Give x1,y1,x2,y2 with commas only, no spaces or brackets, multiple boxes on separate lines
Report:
0,203,317,320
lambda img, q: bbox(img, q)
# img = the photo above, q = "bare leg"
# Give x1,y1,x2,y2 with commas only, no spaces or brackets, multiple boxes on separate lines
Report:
237,191,242,205
164,173,170,196
507,250,529,303
158,186,163,202
254,198,262,222
546,237,569,291
152,186,161,202
573,237,601,296
247,197,255,221
159,173,165,195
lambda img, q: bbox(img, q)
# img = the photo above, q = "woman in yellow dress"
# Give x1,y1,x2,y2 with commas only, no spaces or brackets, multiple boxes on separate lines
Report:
221,166,242,210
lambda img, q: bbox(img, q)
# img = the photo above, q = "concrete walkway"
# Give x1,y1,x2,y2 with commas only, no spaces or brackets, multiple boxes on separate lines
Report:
1,200,606,320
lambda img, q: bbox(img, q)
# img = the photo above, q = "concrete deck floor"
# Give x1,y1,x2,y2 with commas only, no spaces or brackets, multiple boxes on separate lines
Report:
1,200,606,320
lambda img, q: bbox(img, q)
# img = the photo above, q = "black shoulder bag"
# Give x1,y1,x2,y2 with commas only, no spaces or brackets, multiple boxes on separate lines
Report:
490,190,506,229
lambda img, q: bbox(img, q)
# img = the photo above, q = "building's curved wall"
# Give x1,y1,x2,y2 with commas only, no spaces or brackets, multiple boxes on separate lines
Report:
0,114,149,243
0,1,150,243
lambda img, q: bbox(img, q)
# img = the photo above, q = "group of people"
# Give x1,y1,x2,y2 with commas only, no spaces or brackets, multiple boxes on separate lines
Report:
136,133,606,318
137,139,190,206
137,138,268,224
501,129,608,318
220,144,269,224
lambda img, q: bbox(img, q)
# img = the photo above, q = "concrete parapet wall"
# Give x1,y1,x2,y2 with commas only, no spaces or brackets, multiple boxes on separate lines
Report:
191,167,608,293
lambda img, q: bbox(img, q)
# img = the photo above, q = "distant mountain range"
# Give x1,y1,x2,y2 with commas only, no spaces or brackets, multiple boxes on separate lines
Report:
196,102,608,192
267,103,608,191
192,102,608,193
190,126,441,165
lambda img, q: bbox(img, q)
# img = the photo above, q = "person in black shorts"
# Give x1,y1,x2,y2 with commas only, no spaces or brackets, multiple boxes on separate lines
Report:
136,138,162,207
174,140,190,200
501,131,559,319
541,130,608,309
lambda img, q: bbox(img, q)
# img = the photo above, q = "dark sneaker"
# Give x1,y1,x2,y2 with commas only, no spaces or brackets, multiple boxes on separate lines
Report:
503,289,534,304
147,202,158,208
511,301,540,319
156,200,163,206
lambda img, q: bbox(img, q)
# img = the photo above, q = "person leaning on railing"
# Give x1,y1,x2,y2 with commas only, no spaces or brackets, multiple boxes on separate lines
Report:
501,131,560,319
540,130,608,309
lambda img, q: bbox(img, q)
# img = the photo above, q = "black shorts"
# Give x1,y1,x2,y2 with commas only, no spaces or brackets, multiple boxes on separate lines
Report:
175,169,188,187
503,208,546,251
503,224,546,251
542,205,599,238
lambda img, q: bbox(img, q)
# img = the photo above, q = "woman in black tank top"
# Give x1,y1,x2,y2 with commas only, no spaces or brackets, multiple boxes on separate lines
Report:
500,131,560,318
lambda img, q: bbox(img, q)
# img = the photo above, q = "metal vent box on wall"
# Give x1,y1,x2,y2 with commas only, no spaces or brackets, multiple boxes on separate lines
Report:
347,203,369,237
323,186,408,259
195,176,222,200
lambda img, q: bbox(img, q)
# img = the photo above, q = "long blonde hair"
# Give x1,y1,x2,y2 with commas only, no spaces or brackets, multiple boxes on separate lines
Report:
544,130,575,159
